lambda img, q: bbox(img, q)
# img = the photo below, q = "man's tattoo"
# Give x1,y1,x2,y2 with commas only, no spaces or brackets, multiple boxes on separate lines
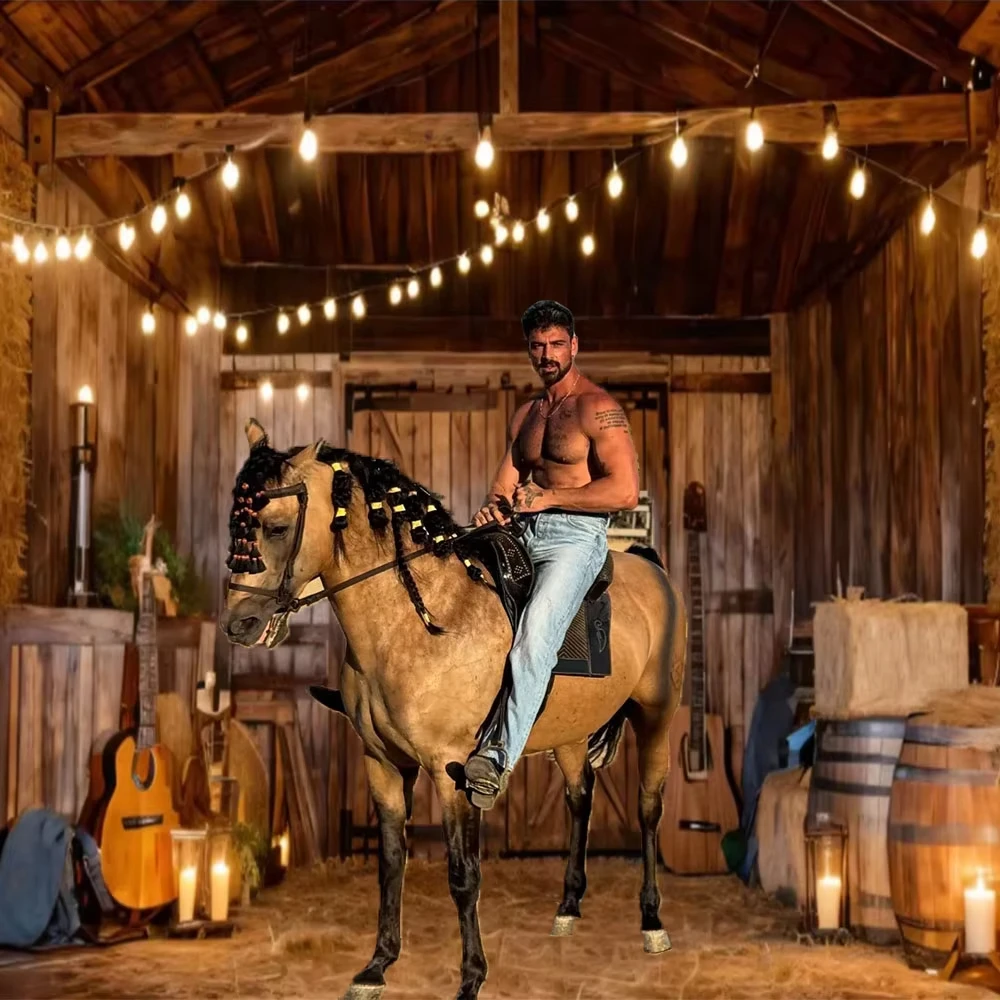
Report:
595,407,629,430
516,483,543,509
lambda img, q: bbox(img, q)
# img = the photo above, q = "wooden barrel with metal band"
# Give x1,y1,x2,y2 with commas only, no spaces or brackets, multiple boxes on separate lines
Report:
887,706,1000,970
807,717,906,944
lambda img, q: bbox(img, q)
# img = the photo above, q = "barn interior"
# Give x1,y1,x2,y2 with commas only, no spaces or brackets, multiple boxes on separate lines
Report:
0,1,1000,997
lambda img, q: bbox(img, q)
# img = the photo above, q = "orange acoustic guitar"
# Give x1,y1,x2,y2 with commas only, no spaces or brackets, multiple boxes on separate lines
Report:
661,482,739,874
100,558,179,912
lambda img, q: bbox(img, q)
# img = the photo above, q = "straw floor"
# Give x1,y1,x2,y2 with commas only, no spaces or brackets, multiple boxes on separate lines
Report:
0,857,994,999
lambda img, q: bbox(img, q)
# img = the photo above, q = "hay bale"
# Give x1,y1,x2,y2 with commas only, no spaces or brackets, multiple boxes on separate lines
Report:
813,600,968,719
756,766,811,908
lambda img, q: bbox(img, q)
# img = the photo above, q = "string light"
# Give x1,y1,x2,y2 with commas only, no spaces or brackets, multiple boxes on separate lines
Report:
260,379,273,401
175,189,192,220
235,323,249,344
351,294,366,318
565,198,579,222
474,126,495,169
118,222,135,250
33,240,48,264
277,311,290,333
430,266,443,287
973,221,988,259
11,233,27,264
606,164,624,199
669,120,689,168
389,283,403,305
74,231,92,261
821,106,839,161
581,234,595,256
920,193,936,236
474,199,490,219
297,303,311,325
221,154,239,191
849,162,867,200
537,209,551,232
141,307,156,335
55,233,71,260
296,382,310,402
512,220,525,243
746,110,764,152
480,244,494,265
185,316,198,336
213,311,227,331
150,204,167,234
407,277,420,299
457,253,471,274
196,305,211,326
494,222,509,245
299,119,318,162
323,297,336,319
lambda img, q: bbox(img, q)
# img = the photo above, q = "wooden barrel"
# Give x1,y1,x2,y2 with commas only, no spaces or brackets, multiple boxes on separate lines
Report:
887,689,1000,969
807,717,906,944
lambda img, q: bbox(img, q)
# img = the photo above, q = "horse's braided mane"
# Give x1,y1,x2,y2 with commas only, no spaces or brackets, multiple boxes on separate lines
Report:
227,438,481,633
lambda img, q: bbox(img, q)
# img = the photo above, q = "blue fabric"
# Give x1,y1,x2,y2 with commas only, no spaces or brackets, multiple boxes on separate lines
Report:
489,512,609,772
0,809,81,949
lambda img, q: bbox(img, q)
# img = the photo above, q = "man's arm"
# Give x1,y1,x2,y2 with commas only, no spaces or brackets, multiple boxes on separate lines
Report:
515,394,639,514
473,401,532,525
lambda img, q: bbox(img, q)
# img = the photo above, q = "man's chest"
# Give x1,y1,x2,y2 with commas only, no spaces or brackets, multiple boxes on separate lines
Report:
517,404,590,466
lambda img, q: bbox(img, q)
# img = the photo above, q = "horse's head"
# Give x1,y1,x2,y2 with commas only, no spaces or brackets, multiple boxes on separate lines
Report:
219,417,335,647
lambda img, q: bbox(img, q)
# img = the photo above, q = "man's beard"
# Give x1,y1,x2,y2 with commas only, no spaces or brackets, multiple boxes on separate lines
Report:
536,360,571,386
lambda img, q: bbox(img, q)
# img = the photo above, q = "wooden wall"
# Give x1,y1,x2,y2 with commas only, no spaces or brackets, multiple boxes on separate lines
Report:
28,171,219,606
776,175,985,617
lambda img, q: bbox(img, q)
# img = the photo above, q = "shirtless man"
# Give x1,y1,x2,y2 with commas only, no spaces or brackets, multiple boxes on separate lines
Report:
463,300,640,809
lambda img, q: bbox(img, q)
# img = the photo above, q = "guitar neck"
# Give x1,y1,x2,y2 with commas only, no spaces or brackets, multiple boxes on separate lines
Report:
686,531,707,755
136,573,158,749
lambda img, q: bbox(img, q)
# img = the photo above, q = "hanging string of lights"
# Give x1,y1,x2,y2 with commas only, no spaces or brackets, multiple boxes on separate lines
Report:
1,107,995,340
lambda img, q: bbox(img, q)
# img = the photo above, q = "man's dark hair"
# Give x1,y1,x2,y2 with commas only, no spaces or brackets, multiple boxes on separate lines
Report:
521,300,576,341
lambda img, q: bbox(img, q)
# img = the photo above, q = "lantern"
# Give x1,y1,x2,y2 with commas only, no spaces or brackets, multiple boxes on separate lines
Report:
170,828,207,924
804,814,847,936
206,827,233,922
67,388,96,606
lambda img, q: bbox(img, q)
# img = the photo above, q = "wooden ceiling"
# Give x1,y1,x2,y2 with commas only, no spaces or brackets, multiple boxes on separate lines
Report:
2,0,998,347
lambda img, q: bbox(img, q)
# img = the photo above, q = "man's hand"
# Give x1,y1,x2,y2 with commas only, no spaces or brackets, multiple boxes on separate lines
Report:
473,498,510,527
513,482,551,513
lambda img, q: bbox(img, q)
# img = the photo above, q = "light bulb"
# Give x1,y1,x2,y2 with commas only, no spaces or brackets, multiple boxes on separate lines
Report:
494,223,509,245
972,224,988,259
849,165,866,200
581,234,595,256
55,234,71,260
260,380,273,401
299,125,318,162
565,198,579,222
74,231,92,260
118,222,135,250
151,204,167,234
221,157,239,191
430,266,442,287
669,134,688,168
277,312,290,334
213,311,226,331
512,221,525,243
537,209,550,233
175,190,192,219
77,385,94,404
11,233,25,256
474,199,490,219
920,198,936,236
235,323,249,344
13,238,29,264
33,240,48,264
196,305,211,326
746,117,764,152
407,277,420,299
141,308,156,335
351,294,366,318
323,297,336,319
296,382,309,402
297,303,311,325
389,284,402,305
185,315,198,336
474,127,494,169
607,167,623,199
821,127,839,161
480,244,494,265
457,253,471,274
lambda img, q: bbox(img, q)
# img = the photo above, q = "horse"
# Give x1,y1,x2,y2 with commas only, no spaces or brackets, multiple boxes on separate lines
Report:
219,418,687,1000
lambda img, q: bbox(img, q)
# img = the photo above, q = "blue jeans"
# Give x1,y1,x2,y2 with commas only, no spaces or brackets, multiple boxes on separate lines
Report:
489,511,609,773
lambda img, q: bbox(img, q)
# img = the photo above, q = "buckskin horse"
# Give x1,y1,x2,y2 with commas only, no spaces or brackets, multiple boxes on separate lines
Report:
220,418,687,1000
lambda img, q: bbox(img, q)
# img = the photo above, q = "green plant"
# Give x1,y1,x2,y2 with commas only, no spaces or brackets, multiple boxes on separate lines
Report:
231,821,269,895
91,505,209,616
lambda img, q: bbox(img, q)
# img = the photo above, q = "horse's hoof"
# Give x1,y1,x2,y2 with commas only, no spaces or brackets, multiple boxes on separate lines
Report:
342,984,385,1000
551,914,578,937
642,929,672,954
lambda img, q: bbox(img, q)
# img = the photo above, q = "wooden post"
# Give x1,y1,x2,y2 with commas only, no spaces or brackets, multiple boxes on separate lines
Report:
984,122,1000,602
499,1,518,115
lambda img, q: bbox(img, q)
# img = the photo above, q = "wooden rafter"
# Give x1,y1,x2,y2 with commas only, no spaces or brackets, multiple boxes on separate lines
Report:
959,3,1000,71
813,1,974,86
182,36,227,111
500,0,518,114
47,89,995,159
0,14,69,103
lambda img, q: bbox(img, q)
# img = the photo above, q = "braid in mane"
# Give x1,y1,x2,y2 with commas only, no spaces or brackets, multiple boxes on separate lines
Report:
227,441,287,574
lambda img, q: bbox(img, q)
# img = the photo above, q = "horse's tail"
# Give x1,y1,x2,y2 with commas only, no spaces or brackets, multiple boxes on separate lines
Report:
587,703,628,770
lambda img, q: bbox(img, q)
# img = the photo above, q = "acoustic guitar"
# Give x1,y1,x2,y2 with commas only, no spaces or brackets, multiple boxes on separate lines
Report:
99,562,180,912
660,481,739,874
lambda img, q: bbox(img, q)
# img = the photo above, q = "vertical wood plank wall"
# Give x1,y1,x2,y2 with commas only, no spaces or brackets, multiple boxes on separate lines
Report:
777,196,985,617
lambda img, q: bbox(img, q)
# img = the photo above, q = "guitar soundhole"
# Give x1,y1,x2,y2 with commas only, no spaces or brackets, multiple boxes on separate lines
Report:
131,748,156,792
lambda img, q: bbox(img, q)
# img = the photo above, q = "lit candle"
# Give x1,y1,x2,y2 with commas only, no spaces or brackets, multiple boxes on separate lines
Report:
279,831,290,868
965,872,996,955
816,874,842,930
210,860,230,922
178,865,197,923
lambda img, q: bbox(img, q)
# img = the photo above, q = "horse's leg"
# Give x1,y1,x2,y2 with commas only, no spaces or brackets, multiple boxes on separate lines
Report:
434,773,488,1000
550,741,594,937
345,757,418,1000
631,702,673,955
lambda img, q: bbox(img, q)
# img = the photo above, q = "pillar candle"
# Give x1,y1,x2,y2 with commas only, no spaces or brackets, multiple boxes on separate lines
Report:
816,874,842,930
178,866,197,923
279,831,290,868
210,861,230,922
965,874,996,955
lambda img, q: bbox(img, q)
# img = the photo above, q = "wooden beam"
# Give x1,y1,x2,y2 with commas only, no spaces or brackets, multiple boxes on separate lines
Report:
50,91,995,158
222,315,770,357
500,0,518,114
815,1,974,86
959,4,1000,71
0,15,69,103
61,1,223,97
669,372,771,393
182,36,227,111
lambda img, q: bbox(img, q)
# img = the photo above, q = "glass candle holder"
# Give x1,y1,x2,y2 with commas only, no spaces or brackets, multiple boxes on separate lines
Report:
170,828,207,924
964,870,997,956
804,814,847,934
205,826,234,918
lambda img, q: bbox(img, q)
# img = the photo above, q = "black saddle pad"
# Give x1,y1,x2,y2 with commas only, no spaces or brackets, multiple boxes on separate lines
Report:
553,590,612,678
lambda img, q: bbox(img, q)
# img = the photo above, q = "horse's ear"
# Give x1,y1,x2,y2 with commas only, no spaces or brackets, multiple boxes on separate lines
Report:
287,442,319,468
245,418,268,450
